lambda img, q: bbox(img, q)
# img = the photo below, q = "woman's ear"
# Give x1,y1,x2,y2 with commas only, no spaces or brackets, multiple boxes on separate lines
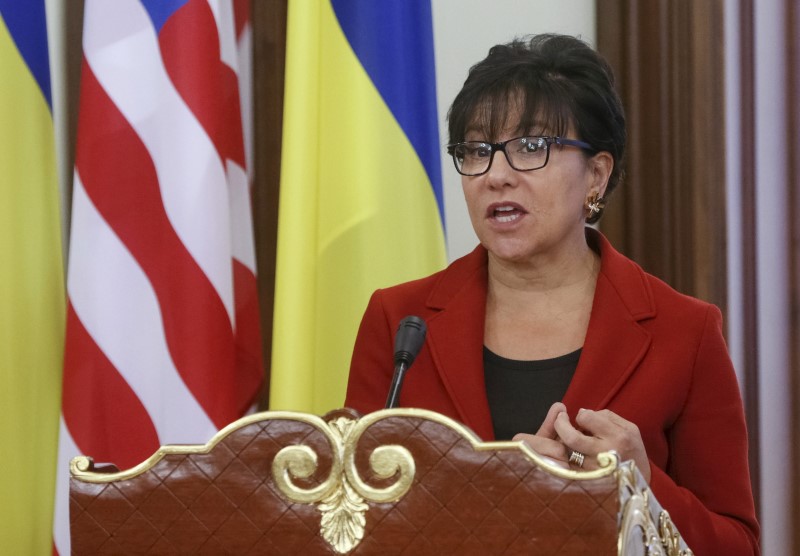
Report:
588,151,613,198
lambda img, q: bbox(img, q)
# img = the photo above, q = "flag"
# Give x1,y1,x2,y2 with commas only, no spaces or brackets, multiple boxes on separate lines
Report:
233,0,254,184
53,0,263,552
0,2,65,553
270,0,447,414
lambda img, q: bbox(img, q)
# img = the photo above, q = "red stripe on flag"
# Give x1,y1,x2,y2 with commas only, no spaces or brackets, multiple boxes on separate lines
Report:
62,304,159,469
233,0,251,39
160,0,246,168
74,60,247,428
233,260,264,397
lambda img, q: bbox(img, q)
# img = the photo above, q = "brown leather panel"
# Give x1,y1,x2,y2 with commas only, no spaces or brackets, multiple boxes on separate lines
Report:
71,412,618,554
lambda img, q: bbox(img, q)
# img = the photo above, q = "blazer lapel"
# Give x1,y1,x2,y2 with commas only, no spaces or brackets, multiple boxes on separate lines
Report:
424,247,495,440
563,231,656,417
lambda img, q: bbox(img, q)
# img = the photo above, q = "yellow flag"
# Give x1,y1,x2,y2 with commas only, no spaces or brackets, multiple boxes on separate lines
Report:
0,4,65,553
271,0,447,414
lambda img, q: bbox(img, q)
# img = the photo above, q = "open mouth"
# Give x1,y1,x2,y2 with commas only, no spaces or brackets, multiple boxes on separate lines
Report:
487,203,527,223
494,206,522,223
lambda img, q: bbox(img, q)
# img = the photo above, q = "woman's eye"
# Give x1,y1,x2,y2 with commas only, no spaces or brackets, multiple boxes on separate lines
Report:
520,138,543,153
459,144,490,159
475,145,492,158
456,143,490,159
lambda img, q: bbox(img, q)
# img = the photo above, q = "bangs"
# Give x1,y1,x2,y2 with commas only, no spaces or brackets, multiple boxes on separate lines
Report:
451,78,576,143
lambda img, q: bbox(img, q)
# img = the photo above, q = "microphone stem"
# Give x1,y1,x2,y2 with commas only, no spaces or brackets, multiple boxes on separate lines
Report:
385,361,409,409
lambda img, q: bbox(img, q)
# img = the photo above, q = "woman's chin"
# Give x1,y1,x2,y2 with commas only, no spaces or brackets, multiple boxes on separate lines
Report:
484,239,537,264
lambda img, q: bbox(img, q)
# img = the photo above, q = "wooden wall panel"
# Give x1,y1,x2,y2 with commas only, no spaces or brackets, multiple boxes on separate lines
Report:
736,0,761,519
64,0,85,238
788,0,800,550
251,0,288,408
596,0,727,311
598,0,762,513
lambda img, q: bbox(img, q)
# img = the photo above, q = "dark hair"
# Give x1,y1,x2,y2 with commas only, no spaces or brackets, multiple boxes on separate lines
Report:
447,34,626,214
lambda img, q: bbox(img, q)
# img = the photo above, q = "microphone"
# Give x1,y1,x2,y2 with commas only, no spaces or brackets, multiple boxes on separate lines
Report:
385,316,427,409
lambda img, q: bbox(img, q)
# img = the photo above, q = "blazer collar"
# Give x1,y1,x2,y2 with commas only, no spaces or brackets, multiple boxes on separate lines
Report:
424,245,494,439
420,229,657,437
563,229,656,417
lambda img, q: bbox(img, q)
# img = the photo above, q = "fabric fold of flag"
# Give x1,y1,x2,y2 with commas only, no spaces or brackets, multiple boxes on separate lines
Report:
0,2,65,553
52,1,263,553
270,0,447,414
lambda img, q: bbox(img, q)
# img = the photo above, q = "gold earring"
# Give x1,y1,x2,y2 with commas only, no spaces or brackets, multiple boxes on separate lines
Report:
586,194,605,216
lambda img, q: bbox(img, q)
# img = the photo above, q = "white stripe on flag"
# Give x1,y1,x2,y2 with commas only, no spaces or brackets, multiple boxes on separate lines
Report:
237,20,255,182
208,0,239,71
228,160,257,272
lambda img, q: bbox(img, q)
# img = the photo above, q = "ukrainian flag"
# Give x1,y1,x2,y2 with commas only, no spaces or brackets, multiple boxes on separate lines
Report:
0,2,65,552
271,0,446,414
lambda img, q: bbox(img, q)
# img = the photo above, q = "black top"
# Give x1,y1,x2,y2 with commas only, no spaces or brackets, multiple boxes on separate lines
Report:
483,346,581,440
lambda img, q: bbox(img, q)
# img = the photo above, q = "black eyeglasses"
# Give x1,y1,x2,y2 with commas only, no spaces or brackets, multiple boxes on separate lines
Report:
446,136,595,176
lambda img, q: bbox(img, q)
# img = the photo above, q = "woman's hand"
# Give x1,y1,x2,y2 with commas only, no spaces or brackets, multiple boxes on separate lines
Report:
513,404,651,483
512,402,571,464
555,408,651,482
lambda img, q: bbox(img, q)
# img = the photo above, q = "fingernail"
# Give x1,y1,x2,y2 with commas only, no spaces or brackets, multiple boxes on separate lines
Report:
578,408,588,414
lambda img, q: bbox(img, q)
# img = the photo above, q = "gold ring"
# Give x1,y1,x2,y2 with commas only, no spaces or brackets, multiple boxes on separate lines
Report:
568,450,585,468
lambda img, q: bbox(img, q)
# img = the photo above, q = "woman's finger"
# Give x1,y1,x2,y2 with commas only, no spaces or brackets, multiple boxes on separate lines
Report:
575,408,630,437
513,432,569,462
536,402,567,439
552,412,608,470
553,411,594,451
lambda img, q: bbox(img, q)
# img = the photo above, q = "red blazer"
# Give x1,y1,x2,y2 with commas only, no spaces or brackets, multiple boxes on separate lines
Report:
346,229,759,555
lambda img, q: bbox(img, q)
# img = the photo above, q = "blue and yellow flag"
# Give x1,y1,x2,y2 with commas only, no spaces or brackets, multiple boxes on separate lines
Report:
0,2,65,552
271,0,447,413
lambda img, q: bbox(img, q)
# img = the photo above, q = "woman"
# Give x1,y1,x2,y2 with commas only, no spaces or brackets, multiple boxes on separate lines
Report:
345,34,759,555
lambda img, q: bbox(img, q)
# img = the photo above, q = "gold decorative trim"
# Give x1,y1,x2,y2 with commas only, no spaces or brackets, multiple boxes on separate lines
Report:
272,415,414,553
658,510,693,556
617,462,694,556
318,479,368,553
70,408,618,483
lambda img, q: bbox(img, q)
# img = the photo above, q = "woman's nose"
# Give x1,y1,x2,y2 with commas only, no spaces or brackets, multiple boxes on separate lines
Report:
484,149,517,188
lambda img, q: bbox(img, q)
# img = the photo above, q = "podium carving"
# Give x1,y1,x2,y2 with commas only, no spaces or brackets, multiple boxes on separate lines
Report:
69,408,692,555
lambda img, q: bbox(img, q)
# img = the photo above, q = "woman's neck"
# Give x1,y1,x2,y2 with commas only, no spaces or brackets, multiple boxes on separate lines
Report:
484,239,601,360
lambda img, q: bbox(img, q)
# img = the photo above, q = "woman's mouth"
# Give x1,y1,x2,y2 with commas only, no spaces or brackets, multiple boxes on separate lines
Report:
487,202,527,223
494,206,521,223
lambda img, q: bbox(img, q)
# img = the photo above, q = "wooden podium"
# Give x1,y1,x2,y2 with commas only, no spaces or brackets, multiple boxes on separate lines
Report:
69,408,692,555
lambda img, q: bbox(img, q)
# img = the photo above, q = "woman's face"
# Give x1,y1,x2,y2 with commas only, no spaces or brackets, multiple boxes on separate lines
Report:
460,110,610,266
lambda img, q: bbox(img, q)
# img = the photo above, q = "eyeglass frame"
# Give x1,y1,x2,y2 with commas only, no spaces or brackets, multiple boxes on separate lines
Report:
446,135,596,176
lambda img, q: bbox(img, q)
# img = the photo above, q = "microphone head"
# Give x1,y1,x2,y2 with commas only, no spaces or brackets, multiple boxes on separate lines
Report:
393,316,427,367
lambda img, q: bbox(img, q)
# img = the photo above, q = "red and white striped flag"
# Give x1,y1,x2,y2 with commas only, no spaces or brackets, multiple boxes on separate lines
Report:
53,0,262,552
